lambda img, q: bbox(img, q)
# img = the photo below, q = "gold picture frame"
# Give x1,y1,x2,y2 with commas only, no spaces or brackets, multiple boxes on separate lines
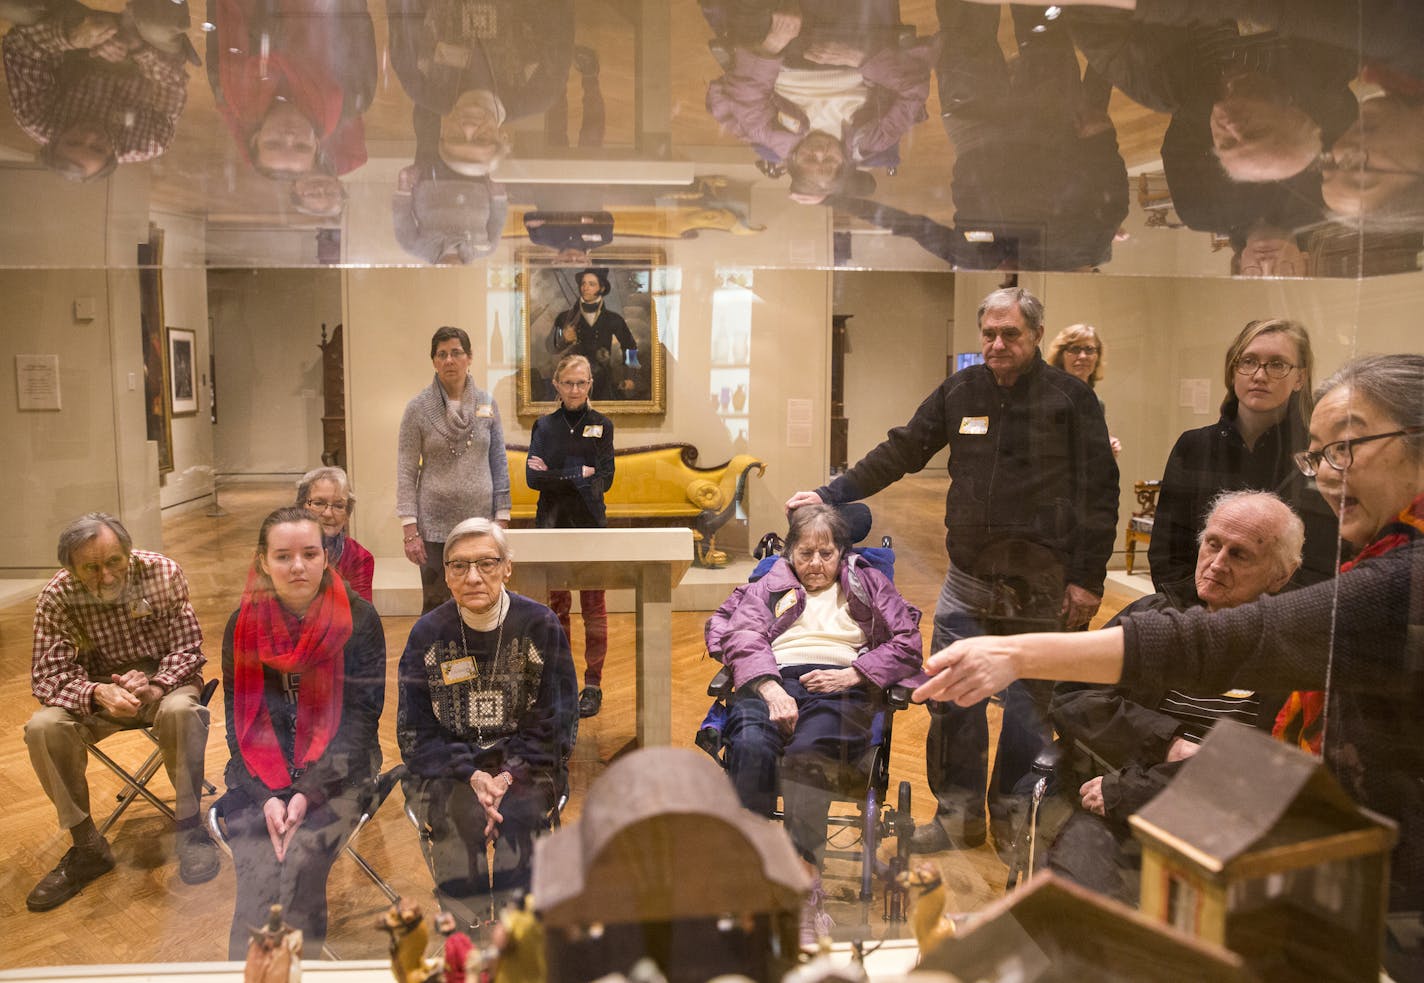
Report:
516,249,667,416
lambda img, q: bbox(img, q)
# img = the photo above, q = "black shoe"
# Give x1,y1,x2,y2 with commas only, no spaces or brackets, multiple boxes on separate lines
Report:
578,686,603,718
177,826,220,885
908,818,987,854
26,841,116,911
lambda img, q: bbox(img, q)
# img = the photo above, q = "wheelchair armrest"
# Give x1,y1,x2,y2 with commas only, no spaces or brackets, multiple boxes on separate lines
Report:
886,683,914,710
1031,741,1065,776
707,666,732,698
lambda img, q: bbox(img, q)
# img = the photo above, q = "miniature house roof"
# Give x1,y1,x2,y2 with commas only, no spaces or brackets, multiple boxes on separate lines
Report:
531,747,809,927
917,872,1254,982
1129,720,1397,878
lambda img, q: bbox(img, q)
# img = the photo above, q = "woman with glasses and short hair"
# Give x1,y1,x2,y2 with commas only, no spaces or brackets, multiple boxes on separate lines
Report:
1148,318,1337,603
915,354,1424,976
397,517,577,922
526,354,616,718
397,326,512,614
295,466,373,602
1047,324,1121,457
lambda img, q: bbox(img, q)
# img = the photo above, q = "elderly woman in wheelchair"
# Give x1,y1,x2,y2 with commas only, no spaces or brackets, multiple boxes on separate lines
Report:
711,504,922,943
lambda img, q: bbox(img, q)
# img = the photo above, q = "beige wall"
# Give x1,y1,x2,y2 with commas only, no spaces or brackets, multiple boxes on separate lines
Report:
0,168,156,571
209,269,340,481
155,212,215,511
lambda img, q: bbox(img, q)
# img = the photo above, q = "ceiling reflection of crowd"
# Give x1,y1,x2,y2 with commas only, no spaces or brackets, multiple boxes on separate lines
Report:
0,0,1420,277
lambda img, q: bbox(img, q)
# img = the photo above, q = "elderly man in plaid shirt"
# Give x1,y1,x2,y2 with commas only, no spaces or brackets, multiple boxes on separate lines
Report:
24,512,218,912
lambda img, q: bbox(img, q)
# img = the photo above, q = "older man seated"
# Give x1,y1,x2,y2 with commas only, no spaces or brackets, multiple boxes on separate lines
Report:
1045,490,1305,902
24,513,218,912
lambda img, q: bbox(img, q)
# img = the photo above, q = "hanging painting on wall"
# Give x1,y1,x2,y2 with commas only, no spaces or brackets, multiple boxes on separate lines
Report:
168,327,198,416
139,224,173,473
516,249,667,416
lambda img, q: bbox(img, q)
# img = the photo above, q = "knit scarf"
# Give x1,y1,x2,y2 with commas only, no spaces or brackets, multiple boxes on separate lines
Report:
1274,490,1424,754
232,565,353,791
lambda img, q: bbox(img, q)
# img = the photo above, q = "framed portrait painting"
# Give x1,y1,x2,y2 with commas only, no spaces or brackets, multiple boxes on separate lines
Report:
516,250,666,416
168,327,198,416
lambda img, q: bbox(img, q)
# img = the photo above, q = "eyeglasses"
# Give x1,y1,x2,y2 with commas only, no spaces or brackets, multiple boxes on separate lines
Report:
1293,426,1424,476
1234,355,1296,379
1064,345,1099,357
556,378,591,389
305,499,348,514
433,349,468,362
444,556,505,577
1317,148,1424,180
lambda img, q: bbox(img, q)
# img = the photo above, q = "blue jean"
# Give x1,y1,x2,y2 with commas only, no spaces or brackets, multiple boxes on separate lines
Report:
723,664,878,863
925,564,1055,838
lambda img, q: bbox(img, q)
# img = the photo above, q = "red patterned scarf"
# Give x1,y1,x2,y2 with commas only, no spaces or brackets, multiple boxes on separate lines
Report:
233,565,353,791
1274,491,1424,754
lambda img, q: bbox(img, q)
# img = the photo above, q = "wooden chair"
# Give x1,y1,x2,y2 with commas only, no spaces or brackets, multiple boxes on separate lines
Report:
1124,480,1162,577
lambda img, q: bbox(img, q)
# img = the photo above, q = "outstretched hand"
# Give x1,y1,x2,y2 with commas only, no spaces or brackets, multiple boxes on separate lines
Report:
912,635,1021,706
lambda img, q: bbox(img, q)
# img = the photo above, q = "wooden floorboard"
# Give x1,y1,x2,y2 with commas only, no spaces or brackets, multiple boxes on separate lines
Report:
0,477,1130,967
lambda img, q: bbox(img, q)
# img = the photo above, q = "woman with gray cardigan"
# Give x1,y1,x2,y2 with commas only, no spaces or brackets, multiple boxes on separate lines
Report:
397,326,512,613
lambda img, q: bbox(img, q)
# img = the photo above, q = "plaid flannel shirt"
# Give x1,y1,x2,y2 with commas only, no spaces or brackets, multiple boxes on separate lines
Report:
32,550,205,714
3,19,188,163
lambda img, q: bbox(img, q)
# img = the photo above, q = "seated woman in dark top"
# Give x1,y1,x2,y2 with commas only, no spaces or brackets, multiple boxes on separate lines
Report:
295,466,374,603
397,517,577,923
220,506,386,958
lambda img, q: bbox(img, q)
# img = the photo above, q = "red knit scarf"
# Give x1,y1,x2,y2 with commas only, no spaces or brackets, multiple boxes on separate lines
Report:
1274,491,1424,754
233,565,353,791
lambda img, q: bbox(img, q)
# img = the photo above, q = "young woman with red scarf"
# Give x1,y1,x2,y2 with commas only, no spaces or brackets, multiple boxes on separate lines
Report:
220,507,386,958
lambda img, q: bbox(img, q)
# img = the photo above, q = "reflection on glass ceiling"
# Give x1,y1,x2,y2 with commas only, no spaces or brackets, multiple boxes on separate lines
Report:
0,0,1420,275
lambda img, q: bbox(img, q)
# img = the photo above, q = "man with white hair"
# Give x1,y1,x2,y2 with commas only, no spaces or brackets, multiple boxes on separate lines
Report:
24,512,217,911
1044,490,1306,902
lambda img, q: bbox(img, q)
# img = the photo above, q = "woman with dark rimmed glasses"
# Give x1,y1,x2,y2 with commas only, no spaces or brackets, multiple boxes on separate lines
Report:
1149,318,1339,604
915,354,1424,976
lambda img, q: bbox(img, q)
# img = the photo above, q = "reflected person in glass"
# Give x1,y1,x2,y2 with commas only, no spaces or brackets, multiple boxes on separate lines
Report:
703,0,938,204
915,353,1424,977
219,507,385,958
3,0,192,180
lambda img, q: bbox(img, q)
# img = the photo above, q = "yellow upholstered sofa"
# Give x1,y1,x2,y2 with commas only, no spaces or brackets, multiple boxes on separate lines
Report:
507,442,766,567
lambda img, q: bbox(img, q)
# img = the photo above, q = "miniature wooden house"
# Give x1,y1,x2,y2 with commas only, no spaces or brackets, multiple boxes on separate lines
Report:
531,747,808,983
1130,720,1397,981
916,871,1254,982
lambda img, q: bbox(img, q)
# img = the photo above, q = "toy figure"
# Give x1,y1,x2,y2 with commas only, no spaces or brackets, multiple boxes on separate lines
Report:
244,904,302,983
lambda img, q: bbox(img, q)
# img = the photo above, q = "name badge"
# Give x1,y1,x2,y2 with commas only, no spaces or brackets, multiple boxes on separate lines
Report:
774,592,797,618
582,425,604,438
959,416,989,435
440,657,476,685
475,404,494,418
1222,688,1256,699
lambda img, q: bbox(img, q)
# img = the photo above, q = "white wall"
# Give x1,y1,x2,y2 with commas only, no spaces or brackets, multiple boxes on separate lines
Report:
155,212,215,511
209,269,340,481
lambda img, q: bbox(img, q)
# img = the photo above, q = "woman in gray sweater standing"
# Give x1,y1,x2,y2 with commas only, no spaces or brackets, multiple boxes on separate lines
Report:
397,326,512,613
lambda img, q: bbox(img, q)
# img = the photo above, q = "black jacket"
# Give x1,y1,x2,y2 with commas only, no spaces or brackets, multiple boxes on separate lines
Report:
1148,403,1341,602
820,354,1119,594
526,404,614,528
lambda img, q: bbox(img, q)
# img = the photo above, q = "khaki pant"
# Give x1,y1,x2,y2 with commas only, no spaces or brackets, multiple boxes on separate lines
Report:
24,678,209,831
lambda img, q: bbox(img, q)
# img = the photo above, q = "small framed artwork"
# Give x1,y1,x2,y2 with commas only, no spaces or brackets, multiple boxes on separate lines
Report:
168,327,198,416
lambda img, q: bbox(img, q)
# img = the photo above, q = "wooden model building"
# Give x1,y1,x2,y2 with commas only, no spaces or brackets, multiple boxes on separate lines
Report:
1130,720,1397,981
532,747,808,983
915,871,1253,982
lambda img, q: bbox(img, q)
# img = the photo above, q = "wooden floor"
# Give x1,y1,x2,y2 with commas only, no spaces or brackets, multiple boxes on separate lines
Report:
0,478,1136,968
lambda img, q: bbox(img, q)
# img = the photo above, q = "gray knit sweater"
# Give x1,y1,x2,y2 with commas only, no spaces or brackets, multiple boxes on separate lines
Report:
396,375,512,541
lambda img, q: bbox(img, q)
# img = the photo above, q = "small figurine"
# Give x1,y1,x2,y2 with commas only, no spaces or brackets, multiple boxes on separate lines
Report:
380,897,438,983
899,862,972,954
244,904,302,983
491,894,546,983
434,909,478,983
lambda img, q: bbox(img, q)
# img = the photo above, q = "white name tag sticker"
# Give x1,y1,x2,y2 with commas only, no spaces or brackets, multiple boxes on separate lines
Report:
475,404,494,418
959,416,989,435
1222,688,1255,699
583,425,604,438
440,657,476,685
774,592,797,618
